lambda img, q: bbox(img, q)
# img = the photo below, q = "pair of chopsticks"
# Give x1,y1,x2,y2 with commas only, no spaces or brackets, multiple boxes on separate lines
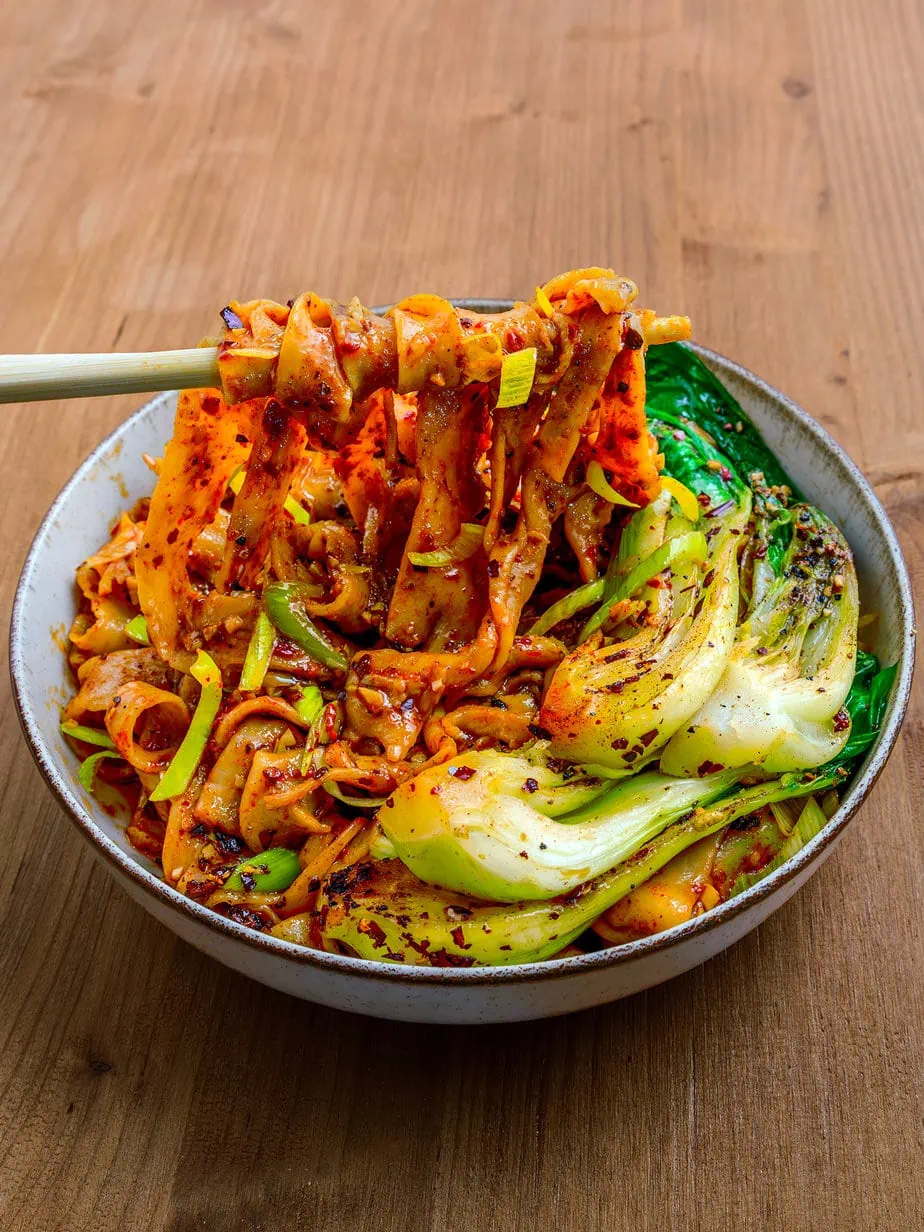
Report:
0,348,221,404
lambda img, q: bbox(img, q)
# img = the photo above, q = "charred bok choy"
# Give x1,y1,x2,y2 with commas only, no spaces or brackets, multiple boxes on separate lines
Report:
540,418,751,772
378,745,746,900
661,491,859,774
324,768,842,965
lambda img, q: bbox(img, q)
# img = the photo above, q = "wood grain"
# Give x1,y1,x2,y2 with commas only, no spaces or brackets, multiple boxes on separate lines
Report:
0,2,921,1228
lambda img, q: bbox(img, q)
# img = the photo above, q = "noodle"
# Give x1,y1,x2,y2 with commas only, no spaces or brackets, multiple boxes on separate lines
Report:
64,268,866,966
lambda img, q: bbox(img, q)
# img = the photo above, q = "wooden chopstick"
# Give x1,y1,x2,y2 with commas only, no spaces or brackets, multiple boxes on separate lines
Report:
0,347,221,404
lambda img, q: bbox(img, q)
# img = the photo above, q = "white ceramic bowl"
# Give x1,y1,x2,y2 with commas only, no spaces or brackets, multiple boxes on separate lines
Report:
10,323,916,1023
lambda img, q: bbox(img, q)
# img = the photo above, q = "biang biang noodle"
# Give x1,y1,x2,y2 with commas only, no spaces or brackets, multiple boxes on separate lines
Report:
60,268,895,966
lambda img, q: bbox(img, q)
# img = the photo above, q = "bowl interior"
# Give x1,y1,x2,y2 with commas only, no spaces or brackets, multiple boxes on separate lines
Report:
10,330,915,977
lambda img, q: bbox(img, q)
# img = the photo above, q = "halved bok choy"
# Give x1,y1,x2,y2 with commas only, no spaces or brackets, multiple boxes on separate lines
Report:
377,745,745,901
321,767,840,966
540,424,751,772
660,497,859,775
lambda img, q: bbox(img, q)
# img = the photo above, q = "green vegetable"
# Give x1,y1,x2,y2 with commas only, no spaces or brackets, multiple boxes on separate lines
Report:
125,614,150,645
407,522,484,568
263,583,348,672
323,781,391,810
229,467,310,526
224,846,302,893
646,342,797,493
380,745,745,900
61,721,116,749
78,749,123,793
541,477,751,772
586,460,638,507
294,683,324,724
580,528,707,642
530,577,604,636
824,652,897,769
660,504,859,775
239,611,275,691
322,768,836,965
728,796,829,897
149,651,223,802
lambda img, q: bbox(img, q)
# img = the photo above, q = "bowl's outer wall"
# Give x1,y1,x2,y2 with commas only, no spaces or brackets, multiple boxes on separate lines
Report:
10,321,915,1023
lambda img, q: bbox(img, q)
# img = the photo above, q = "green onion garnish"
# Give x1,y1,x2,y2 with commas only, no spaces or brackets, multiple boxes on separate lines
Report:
530,577,605,637
586,460,638,508
125,614,150,645
496,346,538,409
294,683,324,724
229,467,310,525
149,650,223,802
239,611,275,692
323,781,390,809
408,522,484,569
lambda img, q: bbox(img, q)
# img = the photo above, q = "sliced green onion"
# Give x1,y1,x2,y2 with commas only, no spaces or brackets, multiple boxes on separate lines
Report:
531,578,605,637
586,460,638,508
294,684,324,724
323,781,390,809
150,650,223,802
79,749,123,793
769,799,796,837
125,614,150,645
224,847,302,893
229,467,310,525
661,475,701,522
408,523,484,568
61,721,116,750
239,611,275,692
264,583,348,672
579,530,708,642
730,796,829,897
496,346,538,408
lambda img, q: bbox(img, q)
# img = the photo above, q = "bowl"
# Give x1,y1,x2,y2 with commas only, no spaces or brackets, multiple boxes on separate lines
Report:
10,303,916,1023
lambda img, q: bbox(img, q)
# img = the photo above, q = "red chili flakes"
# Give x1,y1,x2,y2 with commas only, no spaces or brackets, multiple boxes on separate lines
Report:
639,729,659,747
697,760,725,775
611,737,629,750
523,777,539,793
449,765,477,780
833,709,850,732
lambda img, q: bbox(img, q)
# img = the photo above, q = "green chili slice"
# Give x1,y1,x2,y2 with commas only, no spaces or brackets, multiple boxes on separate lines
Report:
223,847,302,893
78,749,123,793
263,583,348,672
61,720,116,750
149,650,223,802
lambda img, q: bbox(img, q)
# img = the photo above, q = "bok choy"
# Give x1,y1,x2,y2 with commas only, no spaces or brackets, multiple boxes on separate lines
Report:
322,768,840,965
378,746,744,900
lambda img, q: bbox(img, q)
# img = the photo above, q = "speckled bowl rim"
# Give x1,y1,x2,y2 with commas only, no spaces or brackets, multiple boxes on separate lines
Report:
9,301,916,988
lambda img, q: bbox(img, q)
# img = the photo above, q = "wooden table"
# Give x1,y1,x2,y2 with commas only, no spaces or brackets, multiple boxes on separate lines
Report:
1,2,921,1228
